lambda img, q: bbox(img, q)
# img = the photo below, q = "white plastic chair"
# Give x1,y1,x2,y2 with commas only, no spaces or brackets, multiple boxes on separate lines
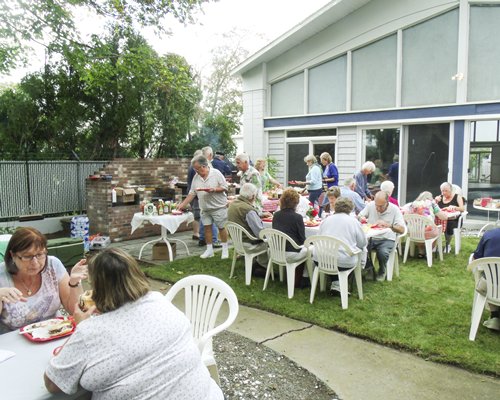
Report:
225,222,268,285
165,274,239,381
259,228,312,299
371,225,407,281
453,211,468,255
403,214,443,267
305,235,363,309
467,257,500,341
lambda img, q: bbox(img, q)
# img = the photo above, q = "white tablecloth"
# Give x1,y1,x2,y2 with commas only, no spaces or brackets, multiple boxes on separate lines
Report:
262,220,389,239
0,330,89,399
131,213,194,235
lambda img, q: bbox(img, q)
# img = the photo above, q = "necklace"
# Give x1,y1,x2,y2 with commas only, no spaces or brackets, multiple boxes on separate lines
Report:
19,276,37,296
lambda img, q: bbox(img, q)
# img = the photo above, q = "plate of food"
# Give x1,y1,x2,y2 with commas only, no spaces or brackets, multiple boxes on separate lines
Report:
171,210,183,215
261,217,273,222
20,317,76,342
196,188,211,192
304,220,320,227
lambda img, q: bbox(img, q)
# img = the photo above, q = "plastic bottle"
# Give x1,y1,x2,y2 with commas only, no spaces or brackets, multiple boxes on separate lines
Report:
158,200,164,215
112,188,117,203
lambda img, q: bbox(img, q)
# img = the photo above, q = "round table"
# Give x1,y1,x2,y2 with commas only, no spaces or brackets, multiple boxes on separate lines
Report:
472,201,500,236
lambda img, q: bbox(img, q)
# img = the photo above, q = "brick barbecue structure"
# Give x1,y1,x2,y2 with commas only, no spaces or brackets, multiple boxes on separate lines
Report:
86,158,191,242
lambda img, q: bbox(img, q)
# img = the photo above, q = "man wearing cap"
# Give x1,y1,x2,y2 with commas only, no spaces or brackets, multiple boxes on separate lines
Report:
212,151,232,176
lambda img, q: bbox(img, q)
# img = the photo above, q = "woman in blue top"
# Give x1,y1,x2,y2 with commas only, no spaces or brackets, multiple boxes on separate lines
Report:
296,154,323,208
320,152,339,189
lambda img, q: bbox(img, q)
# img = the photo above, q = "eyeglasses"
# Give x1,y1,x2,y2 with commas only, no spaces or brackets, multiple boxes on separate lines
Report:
16,252,47,262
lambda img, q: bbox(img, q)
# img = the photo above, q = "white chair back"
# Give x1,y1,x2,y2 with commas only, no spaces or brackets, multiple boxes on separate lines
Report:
225,222,258,254
304,235,360,273
467,257,500,340
259,228,296,265
165,275,239,357
404,214,435,241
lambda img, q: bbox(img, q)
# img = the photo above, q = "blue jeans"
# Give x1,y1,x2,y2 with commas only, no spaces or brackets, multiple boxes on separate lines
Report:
308,189,322,208
199,220,218,243
367,239,395,274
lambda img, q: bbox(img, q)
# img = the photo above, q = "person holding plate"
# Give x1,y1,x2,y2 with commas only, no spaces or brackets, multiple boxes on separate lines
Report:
177,155,229,260
0,227,87,334
44,248,224,400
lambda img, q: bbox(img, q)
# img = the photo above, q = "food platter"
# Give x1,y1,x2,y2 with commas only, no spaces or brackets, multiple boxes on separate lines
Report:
304,219,321,227
19,317,75,342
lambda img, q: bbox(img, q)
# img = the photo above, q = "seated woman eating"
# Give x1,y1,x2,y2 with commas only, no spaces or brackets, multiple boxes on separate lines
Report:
407,191,449,258
272,188,308,287
0,227,87,333
44,247,224,399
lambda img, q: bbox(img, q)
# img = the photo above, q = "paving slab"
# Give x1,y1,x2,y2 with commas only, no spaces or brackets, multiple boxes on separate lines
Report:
232,307,500,400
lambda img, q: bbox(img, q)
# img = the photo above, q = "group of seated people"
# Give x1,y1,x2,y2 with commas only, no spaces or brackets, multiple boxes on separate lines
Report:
0,228,223,399
229,177,468,289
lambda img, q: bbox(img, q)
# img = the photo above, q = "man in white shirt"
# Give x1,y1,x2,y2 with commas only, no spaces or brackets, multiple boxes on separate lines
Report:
178,155,229,259
358,191,405,281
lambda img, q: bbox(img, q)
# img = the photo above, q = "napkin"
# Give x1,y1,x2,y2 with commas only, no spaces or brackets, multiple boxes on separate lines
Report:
0,349,15,363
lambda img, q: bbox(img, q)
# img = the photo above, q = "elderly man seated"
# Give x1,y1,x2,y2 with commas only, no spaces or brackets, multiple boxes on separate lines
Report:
340,178,365,214
358,191,405,281
227,183,268,271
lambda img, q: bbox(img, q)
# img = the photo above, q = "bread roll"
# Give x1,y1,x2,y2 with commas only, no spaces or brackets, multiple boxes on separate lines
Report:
79,290,95,311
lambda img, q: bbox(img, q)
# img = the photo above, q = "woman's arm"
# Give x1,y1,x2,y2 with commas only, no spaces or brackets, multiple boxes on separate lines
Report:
44,373,62,393
60,259,87,314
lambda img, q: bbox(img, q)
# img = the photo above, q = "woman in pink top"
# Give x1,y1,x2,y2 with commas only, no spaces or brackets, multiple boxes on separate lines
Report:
380,180,399,207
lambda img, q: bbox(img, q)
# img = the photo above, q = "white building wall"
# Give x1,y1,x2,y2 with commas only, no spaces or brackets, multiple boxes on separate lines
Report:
264,0,457,85
336,126,359,183
242,89,266,159
267,131,286,184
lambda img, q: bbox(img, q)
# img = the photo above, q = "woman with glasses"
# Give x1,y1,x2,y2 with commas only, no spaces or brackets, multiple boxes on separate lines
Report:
0,227,87,332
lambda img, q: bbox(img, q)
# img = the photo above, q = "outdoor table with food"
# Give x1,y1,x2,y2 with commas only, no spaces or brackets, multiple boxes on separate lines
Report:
0,317,89,399
472,198,500,236
130,211,194,261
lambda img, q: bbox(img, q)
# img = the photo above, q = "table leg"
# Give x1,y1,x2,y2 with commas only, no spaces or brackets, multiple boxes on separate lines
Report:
138,237,163,260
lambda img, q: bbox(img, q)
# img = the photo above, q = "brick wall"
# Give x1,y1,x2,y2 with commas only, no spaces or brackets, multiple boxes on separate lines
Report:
86,158,191,242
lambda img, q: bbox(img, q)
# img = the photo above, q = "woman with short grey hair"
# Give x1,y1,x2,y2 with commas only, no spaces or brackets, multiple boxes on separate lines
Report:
296,155,323,208
317,197,367,292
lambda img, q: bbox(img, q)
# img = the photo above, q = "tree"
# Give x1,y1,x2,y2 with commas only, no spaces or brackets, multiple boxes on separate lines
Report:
0,0,212,74
189,31,248,157
0,25,203,160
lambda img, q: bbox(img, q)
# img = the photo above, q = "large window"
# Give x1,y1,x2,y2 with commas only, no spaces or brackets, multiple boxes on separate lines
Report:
271,73,304,116
468,5,500,101
363,128,400,196
352,35,397,110
308,56,347,114
402,9,458,106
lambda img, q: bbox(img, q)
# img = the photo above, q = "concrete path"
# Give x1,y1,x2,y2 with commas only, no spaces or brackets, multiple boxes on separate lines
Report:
115,232,499,400
230,305,499,400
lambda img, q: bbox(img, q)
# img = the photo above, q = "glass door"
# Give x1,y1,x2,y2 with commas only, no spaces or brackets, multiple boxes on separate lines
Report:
287,143,309,182
362,128,400,197
404,123,449,204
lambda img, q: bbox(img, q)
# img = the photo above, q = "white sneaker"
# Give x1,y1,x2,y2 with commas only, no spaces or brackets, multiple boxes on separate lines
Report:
221,248,229,260
483,317,500,331
200,249,214,259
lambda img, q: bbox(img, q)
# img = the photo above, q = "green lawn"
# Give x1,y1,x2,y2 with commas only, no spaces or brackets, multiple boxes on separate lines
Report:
143,236,500,377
